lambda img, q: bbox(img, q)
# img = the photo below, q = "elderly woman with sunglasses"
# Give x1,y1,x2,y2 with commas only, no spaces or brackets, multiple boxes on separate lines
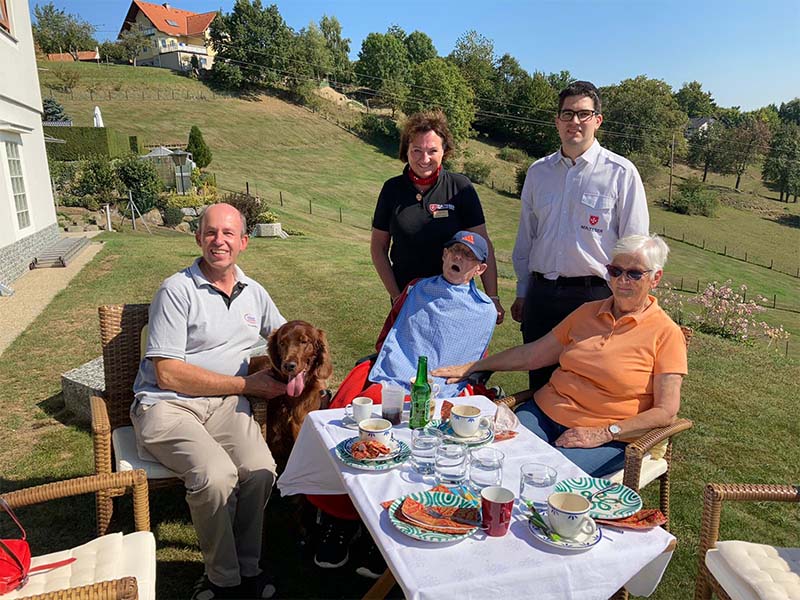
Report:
433,233,687,477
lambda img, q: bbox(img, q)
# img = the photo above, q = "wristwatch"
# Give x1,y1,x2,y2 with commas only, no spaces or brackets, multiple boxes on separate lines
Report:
607,423,622,440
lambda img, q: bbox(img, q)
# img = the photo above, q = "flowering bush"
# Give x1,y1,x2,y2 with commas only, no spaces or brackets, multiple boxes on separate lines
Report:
654,283,684,324
687,280,790,348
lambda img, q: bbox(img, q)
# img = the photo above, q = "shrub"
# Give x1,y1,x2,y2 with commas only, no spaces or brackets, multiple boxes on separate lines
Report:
44,126,131,160
357,114,398,145
669,177,719,217
186,125,212,169
516,166,529,195
629,151,662,184
116,154,162,213
283,226,305,236
51,65,80,92
256,210,279,224
74,156,120,205
208,61,243,91
223,192,262,234
43,98,69,122
462,160,491,184
162,205,185,227
498,147,529,164
161,192,206,209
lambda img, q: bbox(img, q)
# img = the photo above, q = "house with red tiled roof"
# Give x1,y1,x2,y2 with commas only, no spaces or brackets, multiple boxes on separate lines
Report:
118,0,217,72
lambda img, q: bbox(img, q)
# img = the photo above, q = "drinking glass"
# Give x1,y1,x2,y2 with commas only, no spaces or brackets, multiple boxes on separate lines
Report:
410,427,442,475
434,442,468,485
468,447,504,492
519,462,557,507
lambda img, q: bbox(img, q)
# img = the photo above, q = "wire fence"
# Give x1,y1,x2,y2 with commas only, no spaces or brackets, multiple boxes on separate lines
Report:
50,89,227,102
658,225,799,279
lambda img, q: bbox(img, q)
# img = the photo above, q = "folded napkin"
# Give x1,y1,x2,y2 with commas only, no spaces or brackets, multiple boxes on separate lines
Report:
493,402,519,442
595,509,667,530
381,485,479,534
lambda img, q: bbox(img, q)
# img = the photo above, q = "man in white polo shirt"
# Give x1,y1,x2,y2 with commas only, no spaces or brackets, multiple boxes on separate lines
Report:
511,81,649,391
132,203,286,599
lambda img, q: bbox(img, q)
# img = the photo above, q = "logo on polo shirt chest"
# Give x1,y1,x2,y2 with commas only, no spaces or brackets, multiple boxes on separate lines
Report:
244,313,258,327
589,215,599,226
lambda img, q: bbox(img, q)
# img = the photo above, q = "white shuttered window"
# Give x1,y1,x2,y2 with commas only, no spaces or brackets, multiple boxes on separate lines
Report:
5,142,30,229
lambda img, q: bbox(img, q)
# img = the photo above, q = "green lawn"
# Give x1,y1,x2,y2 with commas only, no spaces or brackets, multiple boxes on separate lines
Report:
7,61,797,598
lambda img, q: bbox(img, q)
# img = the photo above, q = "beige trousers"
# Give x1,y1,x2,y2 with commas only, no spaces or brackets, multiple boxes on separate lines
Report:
131,395,277,587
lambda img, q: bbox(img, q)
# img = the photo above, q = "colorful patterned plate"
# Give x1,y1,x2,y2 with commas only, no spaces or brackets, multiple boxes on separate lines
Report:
554,477,643,519
343,437,401,462
527,506,602,552
335,438,410,471
428,419,494,447
388,491,477,543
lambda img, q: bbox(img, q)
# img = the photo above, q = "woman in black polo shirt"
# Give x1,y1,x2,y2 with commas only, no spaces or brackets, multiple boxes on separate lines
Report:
370,109,505,323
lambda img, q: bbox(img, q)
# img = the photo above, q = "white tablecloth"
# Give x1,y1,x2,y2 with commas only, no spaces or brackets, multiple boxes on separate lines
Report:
278,396,675,600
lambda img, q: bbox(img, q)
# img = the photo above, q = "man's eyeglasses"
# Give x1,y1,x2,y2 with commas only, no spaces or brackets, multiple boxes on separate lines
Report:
558,110,598,122
445,245,479,262
606,264,651,281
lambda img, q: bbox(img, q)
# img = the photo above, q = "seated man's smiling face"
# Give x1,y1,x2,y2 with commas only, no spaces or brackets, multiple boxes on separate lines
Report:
442,243,487,285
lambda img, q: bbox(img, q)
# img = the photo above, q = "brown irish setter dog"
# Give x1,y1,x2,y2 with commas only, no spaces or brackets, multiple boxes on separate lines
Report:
249,320,333,472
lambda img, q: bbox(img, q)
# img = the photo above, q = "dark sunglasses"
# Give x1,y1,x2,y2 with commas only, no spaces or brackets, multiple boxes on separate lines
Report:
606,264,651,281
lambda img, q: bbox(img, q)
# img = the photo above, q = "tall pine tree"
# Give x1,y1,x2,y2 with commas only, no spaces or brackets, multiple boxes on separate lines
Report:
186,126,212,169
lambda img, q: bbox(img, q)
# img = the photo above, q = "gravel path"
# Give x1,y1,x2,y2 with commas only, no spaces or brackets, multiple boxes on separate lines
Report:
0,234,104,357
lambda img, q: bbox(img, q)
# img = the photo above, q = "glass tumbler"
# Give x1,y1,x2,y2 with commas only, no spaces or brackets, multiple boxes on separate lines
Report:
468,447,505,492
410,427,442,475
434,442,468,485
519,462,557,507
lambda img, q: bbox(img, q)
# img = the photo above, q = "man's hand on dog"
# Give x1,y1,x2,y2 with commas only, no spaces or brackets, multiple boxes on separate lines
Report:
244,371,287,399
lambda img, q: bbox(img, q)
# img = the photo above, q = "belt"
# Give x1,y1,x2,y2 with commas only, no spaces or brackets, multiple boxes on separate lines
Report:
531,272,607,287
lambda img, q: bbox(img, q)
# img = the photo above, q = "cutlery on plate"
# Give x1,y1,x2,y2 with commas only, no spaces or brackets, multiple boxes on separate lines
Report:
587,484,619,501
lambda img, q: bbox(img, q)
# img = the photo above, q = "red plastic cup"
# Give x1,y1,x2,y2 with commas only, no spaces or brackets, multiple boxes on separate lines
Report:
480,486,515,537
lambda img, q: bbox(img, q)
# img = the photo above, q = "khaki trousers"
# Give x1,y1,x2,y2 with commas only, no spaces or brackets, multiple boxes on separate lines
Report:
131,395,277,587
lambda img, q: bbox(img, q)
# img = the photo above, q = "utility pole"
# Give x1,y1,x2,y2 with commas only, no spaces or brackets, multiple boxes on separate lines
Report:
668,133,675,206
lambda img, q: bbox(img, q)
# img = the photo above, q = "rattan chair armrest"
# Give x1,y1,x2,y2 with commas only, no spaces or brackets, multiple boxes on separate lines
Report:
1,470,151,532
493,388,534,411
249,396,267,440
19,576,139,600
698,483,800,561
90,394,111,435
625,418,693,456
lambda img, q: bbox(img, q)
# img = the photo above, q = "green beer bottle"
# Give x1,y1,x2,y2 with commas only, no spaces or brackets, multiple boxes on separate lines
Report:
409,356,431,430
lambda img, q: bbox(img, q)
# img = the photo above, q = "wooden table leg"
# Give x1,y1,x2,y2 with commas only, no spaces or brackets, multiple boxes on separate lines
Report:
362,568,397,600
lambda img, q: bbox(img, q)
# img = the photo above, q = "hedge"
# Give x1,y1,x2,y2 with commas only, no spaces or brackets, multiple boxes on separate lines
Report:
43,126,132,160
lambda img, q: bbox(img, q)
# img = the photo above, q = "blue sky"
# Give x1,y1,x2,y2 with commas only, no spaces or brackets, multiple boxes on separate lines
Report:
37,0,799,110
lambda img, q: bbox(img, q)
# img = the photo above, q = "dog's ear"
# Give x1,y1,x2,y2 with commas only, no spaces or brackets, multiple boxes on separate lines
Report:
312,328,333,382
267,326,282,370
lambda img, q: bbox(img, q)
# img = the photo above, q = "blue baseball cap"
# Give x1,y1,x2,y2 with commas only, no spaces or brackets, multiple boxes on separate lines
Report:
444,231,489,262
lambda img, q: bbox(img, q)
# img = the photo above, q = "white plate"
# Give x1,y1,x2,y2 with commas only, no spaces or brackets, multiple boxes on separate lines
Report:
334,438,411,471
343,437,400,462
527,507,602,552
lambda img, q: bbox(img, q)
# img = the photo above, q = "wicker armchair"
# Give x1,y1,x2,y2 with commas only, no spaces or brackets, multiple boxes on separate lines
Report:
494,326,694,530
91,304,267,535
695,483,800,600
1,470,154,600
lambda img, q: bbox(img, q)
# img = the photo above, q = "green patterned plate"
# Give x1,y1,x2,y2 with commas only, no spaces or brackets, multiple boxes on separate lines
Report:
427,419,494,447
335,437,410,471
388,491,477,543
554,477,642,519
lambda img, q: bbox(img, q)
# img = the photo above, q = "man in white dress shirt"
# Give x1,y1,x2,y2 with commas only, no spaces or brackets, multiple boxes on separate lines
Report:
511,81,650,391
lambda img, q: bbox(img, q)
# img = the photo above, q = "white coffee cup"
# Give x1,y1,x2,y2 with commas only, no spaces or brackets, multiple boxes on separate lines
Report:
358,417,394,446
450,404,492,438
344,396,373,424
547,492,598,539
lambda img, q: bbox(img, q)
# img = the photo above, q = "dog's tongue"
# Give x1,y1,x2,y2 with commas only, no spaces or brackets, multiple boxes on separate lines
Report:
286,370,306,397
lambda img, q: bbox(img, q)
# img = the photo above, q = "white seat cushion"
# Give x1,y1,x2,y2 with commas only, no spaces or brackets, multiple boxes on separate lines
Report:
112,426,179,479
5,531,156,600
706,541,800,600
608,453,669,488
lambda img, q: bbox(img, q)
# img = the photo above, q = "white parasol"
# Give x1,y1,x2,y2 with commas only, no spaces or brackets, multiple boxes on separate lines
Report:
93,106,104,127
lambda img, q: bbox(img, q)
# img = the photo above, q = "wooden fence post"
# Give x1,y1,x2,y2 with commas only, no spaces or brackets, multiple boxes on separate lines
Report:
339,207,342,223
770,259,773,269
773,294,777,308
724,245,727,256
309,199,312,214
745,252,747,262
280,191,283,206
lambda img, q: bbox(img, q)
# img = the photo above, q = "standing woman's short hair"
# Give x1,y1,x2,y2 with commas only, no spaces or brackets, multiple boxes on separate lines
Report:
398,110,456,162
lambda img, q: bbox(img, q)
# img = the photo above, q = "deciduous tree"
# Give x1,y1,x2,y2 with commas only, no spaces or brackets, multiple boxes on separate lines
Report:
674,81,716,118
405,31,437,64
404,58,474,142
356,30,409,89
118,23,150,66
320,15,352,84
778,98,800,126
447,30,495,132
32,2,97,59
762,122,800,202
722,116,771,190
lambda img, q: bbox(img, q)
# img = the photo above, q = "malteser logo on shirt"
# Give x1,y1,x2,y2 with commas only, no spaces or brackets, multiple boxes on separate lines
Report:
581,215,604,234
428,203,455,213
589,215,599,226
244,314,258,327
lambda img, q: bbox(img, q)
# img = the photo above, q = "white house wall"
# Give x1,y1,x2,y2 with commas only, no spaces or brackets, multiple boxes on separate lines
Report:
0,0,59,285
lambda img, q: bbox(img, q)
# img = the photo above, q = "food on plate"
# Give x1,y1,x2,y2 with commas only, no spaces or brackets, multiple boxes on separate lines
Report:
595,509,667,530
440,400,454,421
350,439,392,461
400,497,479,533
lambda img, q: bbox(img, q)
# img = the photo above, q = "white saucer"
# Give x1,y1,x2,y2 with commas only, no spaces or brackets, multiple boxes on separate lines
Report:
527,509,602,552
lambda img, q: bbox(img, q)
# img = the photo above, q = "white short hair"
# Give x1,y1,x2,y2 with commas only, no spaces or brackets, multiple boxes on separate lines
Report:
611,234,670,271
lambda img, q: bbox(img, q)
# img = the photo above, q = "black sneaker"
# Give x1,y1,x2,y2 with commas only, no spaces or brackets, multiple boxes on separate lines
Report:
313,514,360,569
241,572,276,599
354,538,386,580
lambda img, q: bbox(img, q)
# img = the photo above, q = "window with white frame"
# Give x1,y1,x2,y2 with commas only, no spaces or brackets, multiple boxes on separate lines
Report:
5,142,30,229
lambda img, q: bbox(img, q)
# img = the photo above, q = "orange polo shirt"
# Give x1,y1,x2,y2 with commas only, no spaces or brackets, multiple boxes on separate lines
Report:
534,296,688,428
